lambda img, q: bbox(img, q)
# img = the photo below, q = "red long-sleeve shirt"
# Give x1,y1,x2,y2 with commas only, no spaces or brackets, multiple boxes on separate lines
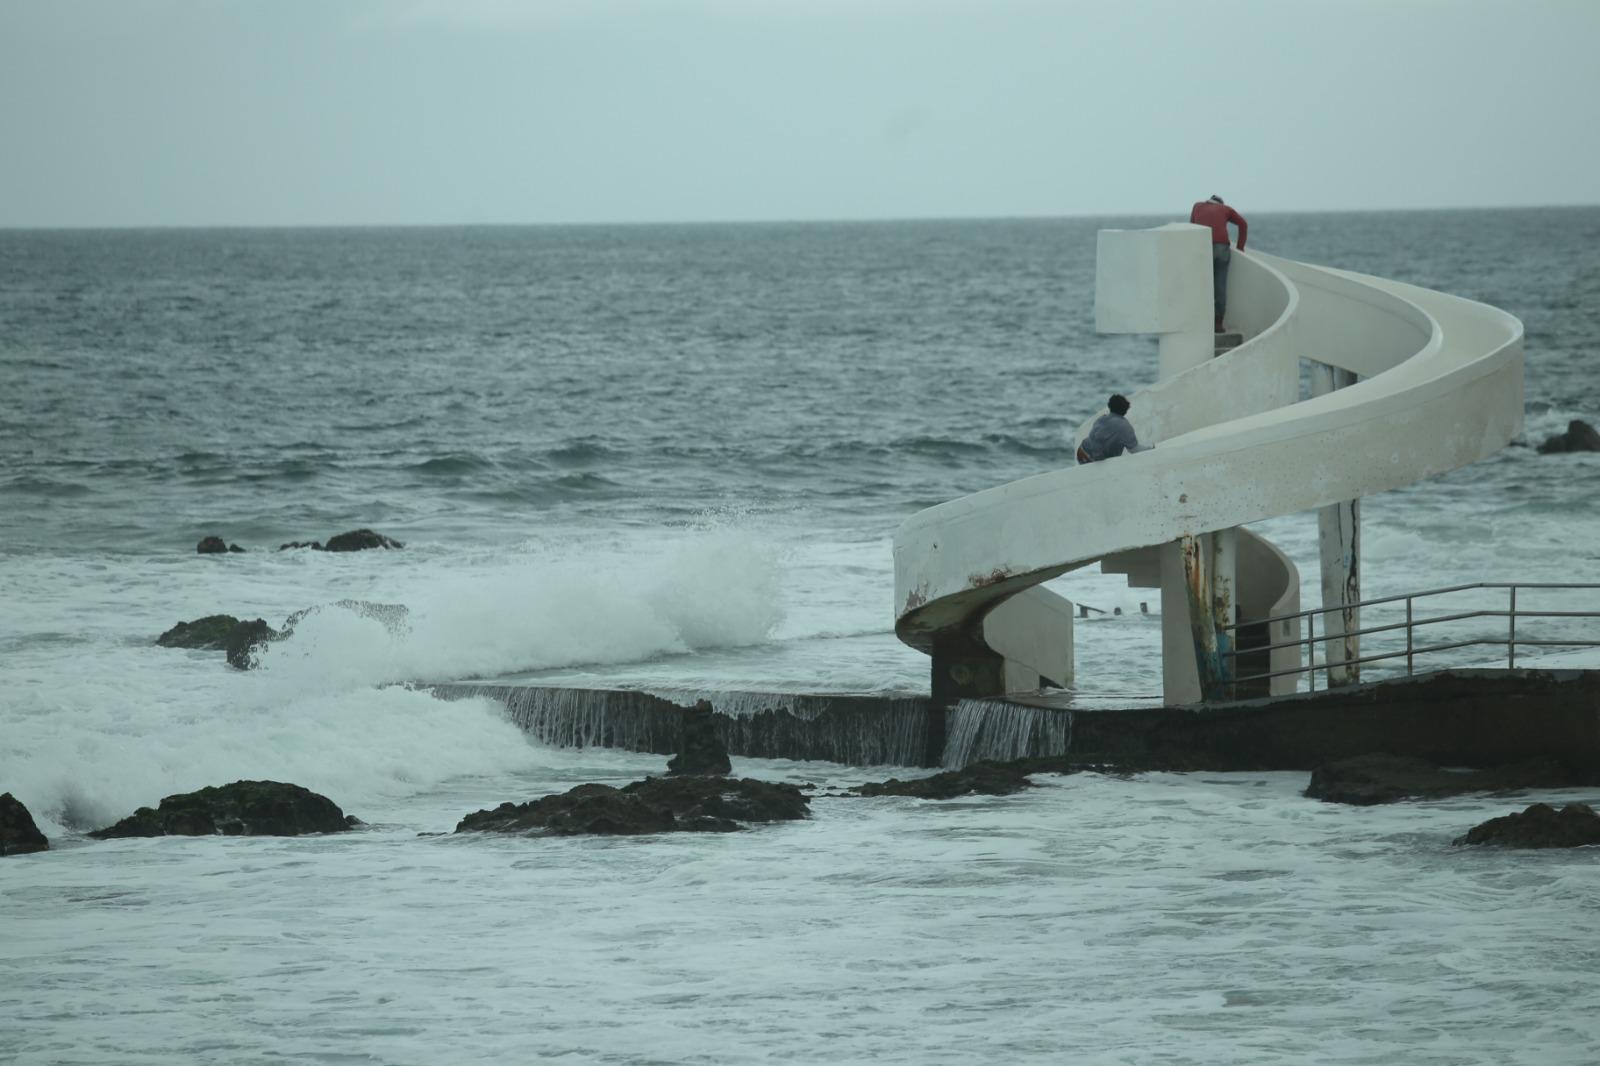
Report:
1190,201,1247,249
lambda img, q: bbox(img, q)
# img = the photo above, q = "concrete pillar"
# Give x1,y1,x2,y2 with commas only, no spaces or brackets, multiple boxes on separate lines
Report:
1095,222,1231,705
1179,530,1238,701
1310,362,1361,685
1160,542,1202,704
929,631,1006,709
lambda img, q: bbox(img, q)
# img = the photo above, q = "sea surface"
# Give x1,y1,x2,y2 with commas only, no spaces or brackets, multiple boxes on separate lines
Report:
3,210,1599,1063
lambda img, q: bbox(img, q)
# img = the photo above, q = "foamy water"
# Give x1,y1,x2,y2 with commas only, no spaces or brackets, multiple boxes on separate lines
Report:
8,767,1599,1065
4,214,1599,1063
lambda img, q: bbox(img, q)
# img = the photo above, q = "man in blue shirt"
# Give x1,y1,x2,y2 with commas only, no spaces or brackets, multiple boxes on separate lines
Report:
1076,394,1151,463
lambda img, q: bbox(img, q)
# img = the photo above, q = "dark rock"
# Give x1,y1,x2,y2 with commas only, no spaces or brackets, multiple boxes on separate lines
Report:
278,540,324,551
88,780,354,838
1305,752,1593,805
1,792,49,856
667,699,732,776
324,529,403,552
157,614,263,651
1454,802,1600,848
196,536,244,553
225,619,280,670
1536,419,1600,454
853,760,1037,799
455,776,809,836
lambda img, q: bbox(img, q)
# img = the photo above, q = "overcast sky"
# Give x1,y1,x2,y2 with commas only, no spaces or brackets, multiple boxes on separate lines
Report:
1,0,1595,227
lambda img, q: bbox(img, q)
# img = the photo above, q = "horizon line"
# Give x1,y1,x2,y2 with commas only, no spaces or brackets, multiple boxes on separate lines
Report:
3,201,1596,232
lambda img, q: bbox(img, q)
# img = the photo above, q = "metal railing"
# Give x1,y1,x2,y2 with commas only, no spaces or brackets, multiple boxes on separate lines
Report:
1221,582,1600,693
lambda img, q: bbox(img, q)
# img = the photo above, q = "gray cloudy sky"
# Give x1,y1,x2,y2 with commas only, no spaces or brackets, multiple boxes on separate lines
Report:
1,0,1595,227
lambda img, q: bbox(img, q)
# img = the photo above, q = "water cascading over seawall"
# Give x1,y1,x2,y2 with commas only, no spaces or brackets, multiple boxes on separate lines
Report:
941,700,1074,767
429,683,964,767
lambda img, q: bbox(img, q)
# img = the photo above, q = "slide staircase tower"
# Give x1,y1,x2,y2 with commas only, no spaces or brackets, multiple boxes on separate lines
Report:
893,223,1525,705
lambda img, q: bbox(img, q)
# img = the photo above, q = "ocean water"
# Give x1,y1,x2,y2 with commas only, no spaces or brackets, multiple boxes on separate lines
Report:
4,211,1599,1063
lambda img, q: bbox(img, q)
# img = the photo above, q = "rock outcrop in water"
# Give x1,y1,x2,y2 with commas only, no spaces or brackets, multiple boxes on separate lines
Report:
1304,753,1594,805
197,536,245,554
666,700,732,776
852,760,1038,799
278,529,404,552
1454,802,1600,848
456,776,810,836
89,780,357,838
225,619,280,670
158,600,409,670
1536,418,1600,454
1,793,49,856
157,614,268,652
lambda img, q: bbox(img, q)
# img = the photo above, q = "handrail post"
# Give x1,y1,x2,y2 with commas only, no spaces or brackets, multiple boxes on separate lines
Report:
1306,611,1316,692
1406,597,1414,674
1509,585,1517,669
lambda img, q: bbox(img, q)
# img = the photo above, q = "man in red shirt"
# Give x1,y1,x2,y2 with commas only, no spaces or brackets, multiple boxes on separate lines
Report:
1189,195,1248,332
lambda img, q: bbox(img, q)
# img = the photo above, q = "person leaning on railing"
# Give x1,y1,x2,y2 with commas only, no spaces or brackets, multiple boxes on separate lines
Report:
1076,393,1152,464
1189,194,1248,333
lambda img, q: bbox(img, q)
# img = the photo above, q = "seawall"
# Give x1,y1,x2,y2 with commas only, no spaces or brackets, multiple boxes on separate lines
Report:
430,669,1600,772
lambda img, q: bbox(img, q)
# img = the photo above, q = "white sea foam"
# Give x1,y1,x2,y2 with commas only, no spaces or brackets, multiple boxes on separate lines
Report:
0,525,799,836
252,525,787,683
5,768,1598,1065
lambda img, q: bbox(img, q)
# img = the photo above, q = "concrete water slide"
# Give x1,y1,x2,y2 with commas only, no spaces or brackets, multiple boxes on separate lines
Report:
893,223,1524,705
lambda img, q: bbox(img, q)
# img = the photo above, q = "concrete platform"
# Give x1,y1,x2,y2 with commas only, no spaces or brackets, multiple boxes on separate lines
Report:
434,669,1600,772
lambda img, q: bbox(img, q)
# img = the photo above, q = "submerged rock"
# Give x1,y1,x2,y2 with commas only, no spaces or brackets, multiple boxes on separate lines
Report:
667,699,732,776
852,760,1038,799
197,536,245,554
1,792,49,856
277,529,403,552
324,529,403,552
456,776,809,836
88,780,356,838
1536,419,1600,454
1304,753,1593,805
1454,803,1600,848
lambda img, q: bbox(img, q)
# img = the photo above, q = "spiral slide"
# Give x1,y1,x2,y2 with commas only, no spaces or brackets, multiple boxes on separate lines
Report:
893,224,1524,705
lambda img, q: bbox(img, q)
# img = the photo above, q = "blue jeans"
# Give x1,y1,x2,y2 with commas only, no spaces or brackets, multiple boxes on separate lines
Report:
1212,243,1231,324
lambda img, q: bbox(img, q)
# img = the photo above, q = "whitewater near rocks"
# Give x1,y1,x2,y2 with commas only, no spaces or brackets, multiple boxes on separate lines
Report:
3,212,1599,1063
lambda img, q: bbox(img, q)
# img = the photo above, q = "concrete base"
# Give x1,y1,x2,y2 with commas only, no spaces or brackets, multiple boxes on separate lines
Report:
435,669,1600,772
1058,670,1600,770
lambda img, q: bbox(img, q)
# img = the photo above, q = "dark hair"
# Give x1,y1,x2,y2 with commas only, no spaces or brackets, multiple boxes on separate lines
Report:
1108,393,1130,415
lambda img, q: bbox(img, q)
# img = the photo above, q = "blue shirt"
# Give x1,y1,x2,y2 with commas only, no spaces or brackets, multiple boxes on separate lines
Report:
1081,412,1149,461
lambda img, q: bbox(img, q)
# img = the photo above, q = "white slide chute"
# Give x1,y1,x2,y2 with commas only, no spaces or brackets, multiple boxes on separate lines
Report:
894,224,1524,705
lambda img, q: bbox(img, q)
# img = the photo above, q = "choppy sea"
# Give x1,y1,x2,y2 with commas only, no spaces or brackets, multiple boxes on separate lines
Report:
3,211,1599,1063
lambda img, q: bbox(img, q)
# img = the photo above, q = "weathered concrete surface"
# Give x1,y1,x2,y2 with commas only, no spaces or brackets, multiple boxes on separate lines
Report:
430,685,945,767
1064,670,1600,771
435,670,1598,773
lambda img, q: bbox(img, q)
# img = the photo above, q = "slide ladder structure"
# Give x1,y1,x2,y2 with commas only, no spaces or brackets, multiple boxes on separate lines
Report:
893,224,1525,705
